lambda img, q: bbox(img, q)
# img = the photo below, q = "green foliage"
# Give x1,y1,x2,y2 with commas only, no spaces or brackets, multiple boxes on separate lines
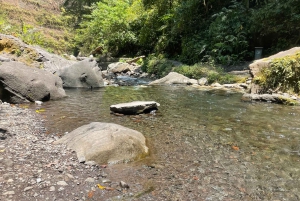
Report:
75,0,139,56
255,52,300,94
142,55,174,77
208,1,250,65
174,63,239,84
250,0,300,55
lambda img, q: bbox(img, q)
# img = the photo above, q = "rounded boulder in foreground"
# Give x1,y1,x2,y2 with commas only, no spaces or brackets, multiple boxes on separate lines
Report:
54,122,149,164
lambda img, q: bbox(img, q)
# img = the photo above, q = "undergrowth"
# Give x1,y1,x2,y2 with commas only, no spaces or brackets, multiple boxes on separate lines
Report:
142,55,241,84
254,52,300,94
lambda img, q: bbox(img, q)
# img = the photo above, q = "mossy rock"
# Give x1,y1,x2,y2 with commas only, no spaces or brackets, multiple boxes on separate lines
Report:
0,35,39,66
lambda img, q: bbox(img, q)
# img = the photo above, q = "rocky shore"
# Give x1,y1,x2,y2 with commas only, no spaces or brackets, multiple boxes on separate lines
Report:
0,102,124,201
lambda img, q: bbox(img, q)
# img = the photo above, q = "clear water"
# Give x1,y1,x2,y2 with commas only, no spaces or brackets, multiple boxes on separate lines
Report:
28,85,300,200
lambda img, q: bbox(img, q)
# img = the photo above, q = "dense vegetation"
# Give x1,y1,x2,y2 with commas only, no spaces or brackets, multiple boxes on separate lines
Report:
1,0,300,84
67,0,300,65
254,53,300,94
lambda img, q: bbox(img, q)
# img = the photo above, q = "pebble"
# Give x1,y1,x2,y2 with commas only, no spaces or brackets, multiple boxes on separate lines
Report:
120,181,129,189
85,177,95,183
2,191,15,195
24,186,33,192
57,181,68,186
49,186,55,192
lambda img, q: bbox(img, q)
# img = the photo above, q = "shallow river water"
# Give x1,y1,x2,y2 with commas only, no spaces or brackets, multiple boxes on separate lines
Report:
29,86,300,200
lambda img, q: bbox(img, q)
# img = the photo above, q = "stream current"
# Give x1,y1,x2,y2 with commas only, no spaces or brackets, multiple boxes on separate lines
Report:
27,85,300,200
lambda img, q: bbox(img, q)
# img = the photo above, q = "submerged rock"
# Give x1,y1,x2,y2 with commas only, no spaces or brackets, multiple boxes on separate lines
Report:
54,122,149,164
110,101,160,115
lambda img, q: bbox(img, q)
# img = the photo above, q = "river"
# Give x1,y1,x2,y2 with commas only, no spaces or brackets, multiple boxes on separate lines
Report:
28,85,300,200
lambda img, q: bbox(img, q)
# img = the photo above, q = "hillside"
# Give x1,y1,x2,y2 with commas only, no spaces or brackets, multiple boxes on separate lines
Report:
0,0,74,54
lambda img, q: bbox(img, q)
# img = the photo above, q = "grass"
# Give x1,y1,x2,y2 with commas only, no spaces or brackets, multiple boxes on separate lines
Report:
0,0,74,54
142,55,243,84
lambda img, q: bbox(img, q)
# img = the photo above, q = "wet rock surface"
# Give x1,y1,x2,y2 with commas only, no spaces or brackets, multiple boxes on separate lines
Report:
110,101,160,115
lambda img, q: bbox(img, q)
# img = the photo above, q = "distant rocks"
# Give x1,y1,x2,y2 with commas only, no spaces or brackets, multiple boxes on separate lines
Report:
149,72,192,85
54,122,149,164
103,62,150,86
242,93,299,105
110,101,160,115
244,47,300,104
0,61,66,103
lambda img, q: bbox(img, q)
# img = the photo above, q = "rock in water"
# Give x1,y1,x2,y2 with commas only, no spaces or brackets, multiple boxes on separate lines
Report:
56,59,104,88
110,101,160,115
54,122,149,164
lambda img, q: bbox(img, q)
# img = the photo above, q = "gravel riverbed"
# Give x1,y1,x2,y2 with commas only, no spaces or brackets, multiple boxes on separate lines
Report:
2,101,299,201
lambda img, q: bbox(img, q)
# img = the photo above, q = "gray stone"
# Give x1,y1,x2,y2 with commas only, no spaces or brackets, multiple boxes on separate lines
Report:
57,59,104,88
24,186,33,192
211,83,222,87
2,191,15,195
189,79,198,85
0,55,10,62
110,101,160,115
49,186,56,192
241,93,299,104
54,122,148,165
198,78,208,86
0,34,76,73
0,61,66,103
149,72,192,85
85,177,95,183
120,181,129,189
108,62,131,74
57,181,68,186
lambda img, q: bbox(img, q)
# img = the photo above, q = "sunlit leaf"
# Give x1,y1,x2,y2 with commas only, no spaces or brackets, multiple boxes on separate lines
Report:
231,145,239,151
97,184,106,190
35,108,46,113
87,190,94,198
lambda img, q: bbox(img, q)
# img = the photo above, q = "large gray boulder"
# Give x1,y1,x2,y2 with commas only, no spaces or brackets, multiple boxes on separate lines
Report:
54,122,149,164
110,101,160,114
0,61,66,103
33,46,76,73
56,59,104,88
149,72,192,85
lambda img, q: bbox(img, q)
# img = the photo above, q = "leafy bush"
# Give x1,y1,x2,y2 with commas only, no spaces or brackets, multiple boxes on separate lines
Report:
142,55,174,77
254,52,300,94
174,63,239,84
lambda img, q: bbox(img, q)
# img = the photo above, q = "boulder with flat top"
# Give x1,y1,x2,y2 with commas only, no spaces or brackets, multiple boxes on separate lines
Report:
110,101,160,115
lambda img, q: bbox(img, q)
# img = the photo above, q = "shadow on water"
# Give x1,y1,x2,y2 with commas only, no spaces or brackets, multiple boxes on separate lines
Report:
26,85,300,200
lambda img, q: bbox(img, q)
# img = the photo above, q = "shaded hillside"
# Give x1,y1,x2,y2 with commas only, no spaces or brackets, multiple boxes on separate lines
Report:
0,0,74,54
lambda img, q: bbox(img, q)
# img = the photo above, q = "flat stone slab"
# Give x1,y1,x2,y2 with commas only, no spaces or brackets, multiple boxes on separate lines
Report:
110,101,160,114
